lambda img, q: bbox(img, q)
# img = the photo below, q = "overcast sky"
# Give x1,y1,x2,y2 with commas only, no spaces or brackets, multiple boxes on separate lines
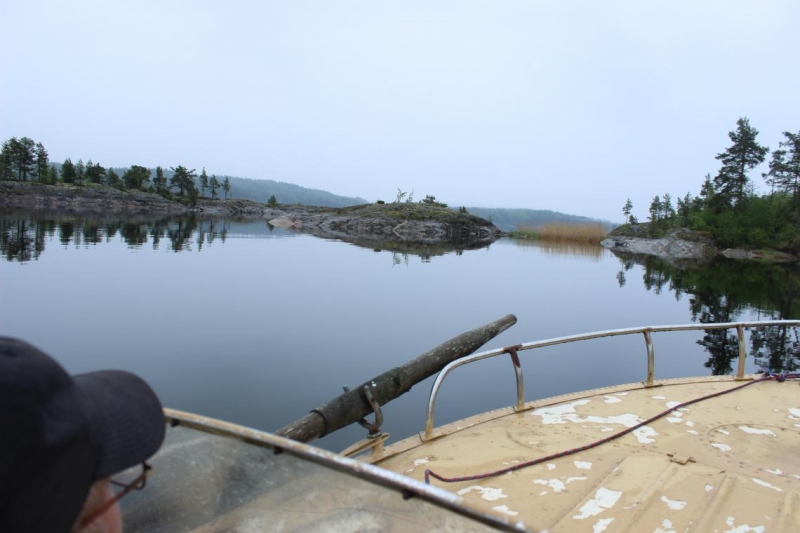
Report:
2,1,798,221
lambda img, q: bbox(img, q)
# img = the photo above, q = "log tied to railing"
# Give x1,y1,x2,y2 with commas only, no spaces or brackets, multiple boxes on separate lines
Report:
275,314,518,443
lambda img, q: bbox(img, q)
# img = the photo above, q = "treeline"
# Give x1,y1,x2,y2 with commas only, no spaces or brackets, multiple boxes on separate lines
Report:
0,137,372,208
622,118,800,249
0,137,232,202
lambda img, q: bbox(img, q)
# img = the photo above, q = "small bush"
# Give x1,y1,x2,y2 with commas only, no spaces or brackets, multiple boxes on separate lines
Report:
421,195,448,208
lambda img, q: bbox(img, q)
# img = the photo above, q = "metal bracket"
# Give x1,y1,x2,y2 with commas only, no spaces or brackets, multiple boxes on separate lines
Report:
503,344,525,411
343,382,384,437
667,452,696,465
340,432,390,458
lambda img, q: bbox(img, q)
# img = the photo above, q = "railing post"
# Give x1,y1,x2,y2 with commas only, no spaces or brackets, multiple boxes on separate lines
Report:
505,345,525,411
735,324,747,380
423,381,440,441
643,330,655,386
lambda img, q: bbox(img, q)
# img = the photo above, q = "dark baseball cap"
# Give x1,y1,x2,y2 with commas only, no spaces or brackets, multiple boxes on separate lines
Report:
0,337,166,532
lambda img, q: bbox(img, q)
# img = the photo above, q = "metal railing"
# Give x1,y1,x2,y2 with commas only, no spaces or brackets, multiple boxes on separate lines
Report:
422,320,800,440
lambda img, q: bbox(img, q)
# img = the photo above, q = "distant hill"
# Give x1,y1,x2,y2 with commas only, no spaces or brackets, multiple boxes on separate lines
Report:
45,164,612,223
465,207,618,232
225,176,367,207
94,166,368,208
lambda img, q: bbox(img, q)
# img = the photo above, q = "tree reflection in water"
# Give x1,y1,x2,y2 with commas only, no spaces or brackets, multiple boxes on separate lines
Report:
0,211,222,261
613,252,800,373
0,218,46,262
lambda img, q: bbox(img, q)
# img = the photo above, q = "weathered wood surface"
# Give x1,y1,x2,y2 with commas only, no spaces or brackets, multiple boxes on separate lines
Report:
274,314,518,443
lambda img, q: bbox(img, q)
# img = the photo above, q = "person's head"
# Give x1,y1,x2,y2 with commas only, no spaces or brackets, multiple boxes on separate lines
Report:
0,337,166,532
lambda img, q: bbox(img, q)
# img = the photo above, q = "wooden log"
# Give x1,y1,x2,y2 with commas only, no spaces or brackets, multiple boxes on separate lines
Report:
275,314,517,443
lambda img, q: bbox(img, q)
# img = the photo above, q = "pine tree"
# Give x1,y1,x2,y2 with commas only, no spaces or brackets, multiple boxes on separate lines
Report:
223,177,230,200
47,165,59,185
153,166,167,194
85,160,106,184
61,158,77,184
107,169,123,189
713,118,768,208
170,166,197,197
199,168,209,198
622,198,633,224
764,131,800,206
123,165,151,190
35,142,49,183
0,140,12,180
209,175,220,199
1,137,37,181
75,159,85,185
17,138,36,181
676,192,693,226
661,193,676,221
268,194,278,206
648,195,663,236
699,174,715,206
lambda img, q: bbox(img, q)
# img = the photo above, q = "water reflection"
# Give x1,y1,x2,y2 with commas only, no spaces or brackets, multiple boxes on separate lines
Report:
1,211,487,264
0,211,267,261
510,239,608,261
322,235,486,262
0,218,48,262
612,251,800,373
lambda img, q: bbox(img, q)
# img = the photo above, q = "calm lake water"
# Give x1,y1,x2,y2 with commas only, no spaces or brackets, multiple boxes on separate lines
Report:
2,211,798,451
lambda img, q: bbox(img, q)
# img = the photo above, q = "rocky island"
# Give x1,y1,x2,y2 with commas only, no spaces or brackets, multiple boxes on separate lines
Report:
0,181,501,246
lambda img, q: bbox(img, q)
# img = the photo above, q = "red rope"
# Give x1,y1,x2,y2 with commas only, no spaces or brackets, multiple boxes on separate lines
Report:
425,373,794,485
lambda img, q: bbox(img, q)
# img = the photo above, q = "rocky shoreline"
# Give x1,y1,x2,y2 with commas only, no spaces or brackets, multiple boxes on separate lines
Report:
601,226,798,264
0,181,501,245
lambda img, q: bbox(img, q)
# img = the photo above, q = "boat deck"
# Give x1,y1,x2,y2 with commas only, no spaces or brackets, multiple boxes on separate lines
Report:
374,376,800,532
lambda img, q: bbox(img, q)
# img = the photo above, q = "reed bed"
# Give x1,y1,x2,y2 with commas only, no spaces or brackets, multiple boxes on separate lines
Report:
513,222,607,244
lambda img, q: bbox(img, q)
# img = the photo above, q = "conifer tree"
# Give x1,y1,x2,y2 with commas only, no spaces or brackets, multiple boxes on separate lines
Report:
123,165,151,190
764,131,800,206
85,160,106,184
75,159,85,185
622,199,633,224
199,167,209,198
47,165,59,185
61,158,77,184
107,168,123,189
676,193,693,226
0,141,12,180
648,195,663,236
0,137,36,180
223,177,230,200
153,166,167,193
713,118,768,208
209,175,220,199
170,166,197,197
35,142,49,183
661,193,676,221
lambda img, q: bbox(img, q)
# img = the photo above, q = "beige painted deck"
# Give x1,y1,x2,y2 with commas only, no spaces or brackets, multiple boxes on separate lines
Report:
374,376,800,532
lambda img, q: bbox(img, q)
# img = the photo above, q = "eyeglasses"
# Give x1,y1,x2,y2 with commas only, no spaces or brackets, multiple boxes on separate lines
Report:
79,462,152,528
